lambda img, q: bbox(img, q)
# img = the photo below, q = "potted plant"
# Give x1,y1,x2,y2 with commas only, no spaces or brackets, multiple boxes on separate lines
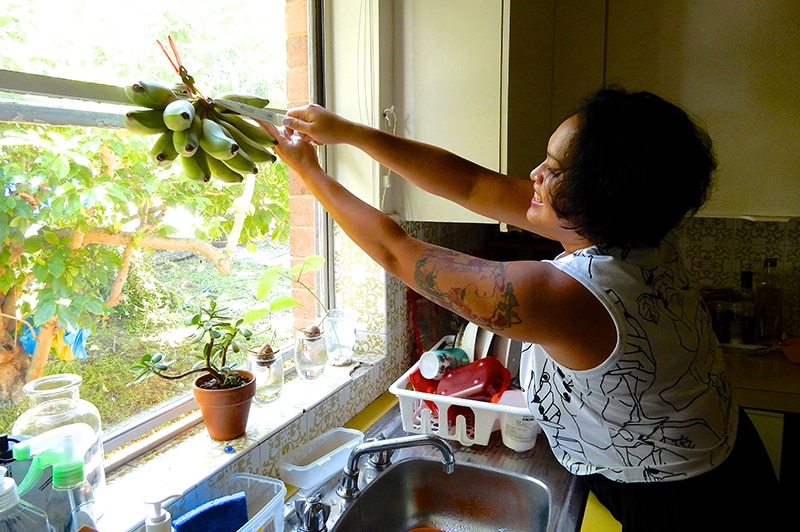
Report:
129,299,257,440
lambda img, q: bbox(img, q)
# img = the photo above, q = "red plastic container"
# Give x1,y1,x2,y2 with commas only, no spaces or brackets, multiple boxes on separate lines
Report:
435,357,510,403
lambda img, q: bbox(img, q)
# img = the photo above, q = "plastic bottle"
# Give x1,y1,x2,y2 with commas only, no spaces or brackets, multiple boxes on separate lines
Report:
45,459,96,532
0,465,51,532
419,348,470,380
144,494,180,532
11,423,96,499
756,258,783,342
730,270,756,344
11,374,106,517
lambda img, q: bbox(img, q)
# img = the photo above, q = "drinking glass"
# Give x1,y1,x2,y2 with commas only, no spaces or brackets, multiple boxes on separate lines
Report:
249,351,283,403
295,330,327,379
324,308,357,364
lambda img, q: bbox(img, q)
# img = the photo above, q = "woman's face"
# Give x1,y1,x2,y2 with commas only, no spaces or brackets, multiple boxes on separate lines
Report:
526,115,589,250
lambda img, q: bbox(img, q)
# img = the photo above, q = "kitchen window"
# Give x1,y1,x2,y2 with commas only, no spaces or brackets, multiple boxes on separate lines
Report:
0,0,325,458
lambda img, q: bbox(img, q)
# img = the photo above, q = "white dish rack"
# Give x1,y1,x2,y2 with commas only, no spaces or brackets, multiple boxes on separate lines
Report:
389,335,530,447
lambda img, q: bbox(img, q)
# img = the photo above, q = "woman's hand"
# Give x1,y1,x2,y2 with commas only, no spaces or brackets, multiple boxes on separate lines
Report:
280,104,358,146
260,122,321,176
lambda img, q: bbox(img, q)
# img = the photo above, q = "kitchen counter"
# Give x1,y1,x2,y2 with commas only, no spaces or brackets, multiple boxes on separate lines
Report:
283,396,589,531
724,350,800,500
725,350,800,413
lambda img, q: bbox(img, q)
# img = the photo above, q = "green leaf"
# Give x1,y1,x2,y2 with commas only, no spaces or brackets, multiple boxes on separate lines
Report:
288,254,325,277
270,295,302,313
33,301,56,325
242,308,269,324
48,256,65,277
254,267,281,300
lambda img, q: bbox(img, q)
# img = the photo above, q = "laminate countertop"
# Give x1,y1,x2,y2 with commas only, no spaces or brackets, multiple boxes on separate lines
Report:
724,350,800,413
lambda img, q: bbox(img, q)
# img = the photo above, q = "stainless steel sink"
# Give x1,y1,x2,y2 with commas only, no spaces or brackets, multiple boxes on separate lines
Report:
282,404,586,532
331,456,551,532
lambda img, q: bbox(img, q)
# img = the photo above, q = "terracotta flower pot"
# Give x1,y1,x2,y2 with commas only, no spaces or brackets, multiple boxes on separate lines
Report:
193,369,256,441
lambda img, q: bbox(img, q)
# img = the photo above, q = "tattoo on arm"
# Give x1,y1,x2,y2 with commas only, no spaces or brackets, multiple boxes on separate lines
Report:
414,249,522,330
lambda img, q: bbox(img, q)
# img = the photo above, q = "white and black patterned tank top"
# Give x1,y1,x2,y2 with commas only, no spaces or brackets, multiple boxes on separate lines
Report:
523,240,737,482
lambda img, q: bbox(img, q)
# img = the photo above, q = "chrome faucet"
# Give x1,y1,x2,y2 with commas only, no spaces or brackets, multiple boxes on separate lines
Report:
336,433,456,499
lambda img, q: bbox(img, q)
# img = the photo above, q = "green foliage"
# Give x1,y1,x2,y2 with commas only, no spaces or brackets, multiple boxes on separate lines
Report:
0,121,288,333
129,299,253,388
243,254,327,325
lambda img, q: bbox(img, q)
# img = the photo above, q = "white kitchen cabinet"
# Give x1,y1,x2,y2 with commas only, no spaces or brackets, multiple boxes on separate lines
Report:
329,1,800,222
604,0,800,220
385,0,559,223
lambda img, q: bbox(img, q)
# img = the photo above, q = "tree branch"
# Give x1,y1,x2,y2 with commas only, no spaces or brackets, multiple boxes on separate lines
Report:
69,229,232,274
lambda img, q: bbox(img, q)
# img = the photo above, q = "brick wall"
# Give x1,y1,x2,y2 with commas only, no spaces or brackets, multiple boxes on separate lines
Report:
284,0,318,329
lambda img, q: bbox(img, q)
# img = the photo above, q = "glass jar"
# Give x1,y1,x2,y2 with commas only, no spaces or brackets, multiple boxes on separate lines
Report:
11,374,106,518
249,349,283,404
295,328,327,380
324,309,356,365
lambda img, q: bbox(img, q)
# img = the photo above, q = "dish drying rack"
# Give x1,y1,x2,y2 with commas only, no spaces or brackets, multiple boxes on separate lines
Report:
389,335,530,446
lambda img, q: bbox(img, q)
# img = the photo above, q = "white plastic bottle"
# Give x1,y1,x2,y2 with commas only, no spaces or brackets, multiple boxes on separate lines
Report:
0,466,51,532
45,459,96,532
144,494,180,532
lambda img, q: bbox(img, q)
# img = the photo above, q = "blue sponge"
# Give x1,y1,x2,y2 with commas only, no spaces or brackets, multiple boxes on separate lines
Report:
172,490,249,532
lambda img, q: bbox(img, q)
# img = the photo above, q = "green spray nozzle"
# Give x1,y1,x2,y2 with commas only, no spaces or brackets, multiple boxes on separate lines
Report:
11,423,95,496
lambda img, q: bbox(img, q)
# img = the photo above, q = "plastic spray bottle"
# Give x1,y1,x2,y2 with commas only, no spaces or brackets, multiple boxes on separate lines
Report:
45,459,97,532
0,465,51,532
11,423,95,501
11,423,98,531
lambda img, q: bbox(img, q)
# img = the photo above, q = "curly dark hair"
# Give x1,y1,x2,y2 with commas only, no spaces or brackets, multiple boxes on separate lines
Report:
549,87,717,249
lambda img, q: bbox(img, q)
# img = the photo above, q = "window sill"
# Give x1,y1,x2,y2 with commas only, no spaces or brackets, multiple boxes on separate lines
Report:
98,358,386,532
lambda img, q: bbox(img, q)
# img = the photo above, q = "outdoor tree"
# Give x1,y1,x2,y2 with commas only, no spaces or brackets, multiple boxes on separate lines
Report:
0,121,289,402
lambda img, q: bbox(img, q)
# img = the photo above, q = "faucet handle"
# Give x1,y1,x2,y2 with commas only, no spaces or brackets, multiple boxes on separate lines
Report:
366,434,394,470
294,492,330,532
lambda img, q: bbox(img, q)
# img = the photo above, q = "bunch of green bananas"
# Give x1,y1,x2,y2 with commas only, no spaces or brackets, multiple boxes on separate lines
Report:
123,80,277,184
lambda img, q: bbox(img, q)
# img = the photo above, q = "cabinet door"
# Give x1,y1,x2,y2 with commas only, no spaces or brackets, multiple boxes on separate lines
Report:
604,0,800,220
388,0,504,223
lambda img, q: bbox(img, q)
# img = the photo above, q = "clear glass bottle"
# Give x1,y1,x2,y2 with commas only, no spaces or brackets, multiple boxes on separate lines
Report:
730,270,756,344
0,466,51,532
755,258,783,342
249,346,283,404
45,460,96,532
11,374,106,517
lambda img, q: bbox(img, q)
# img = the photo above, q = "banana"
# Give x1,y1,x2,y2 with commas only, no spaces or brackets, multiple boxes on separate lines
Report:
172,125,200,157
149,131,178,166
124,80,178,109
199,118,239,160
211,107,276,145
206,153,245,183
217,93,271,108
215,119,276,163
124,109,168,135
181,149,211,183
162,99,196,132
222,148,258,174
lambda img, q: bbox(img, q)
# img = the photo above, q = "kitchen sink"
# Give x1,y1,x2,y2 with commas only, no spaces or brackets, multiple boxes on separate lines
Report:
331,456,551,532
282,403,586,532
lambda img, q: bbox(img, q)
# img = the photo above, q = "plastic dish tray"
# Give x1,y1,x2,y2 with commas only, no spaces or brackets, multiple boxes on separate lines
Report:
389,340,530,447
278,427,364,489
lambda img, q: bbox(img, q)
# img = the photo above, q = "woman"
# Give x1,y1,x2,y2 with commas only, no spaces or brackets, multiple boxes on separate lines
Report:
263,88,783,530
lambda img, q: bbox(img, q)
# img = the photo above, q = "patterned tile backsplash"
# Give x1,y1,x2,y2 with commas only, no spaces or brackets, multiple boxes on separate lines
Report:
402,217,800,337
